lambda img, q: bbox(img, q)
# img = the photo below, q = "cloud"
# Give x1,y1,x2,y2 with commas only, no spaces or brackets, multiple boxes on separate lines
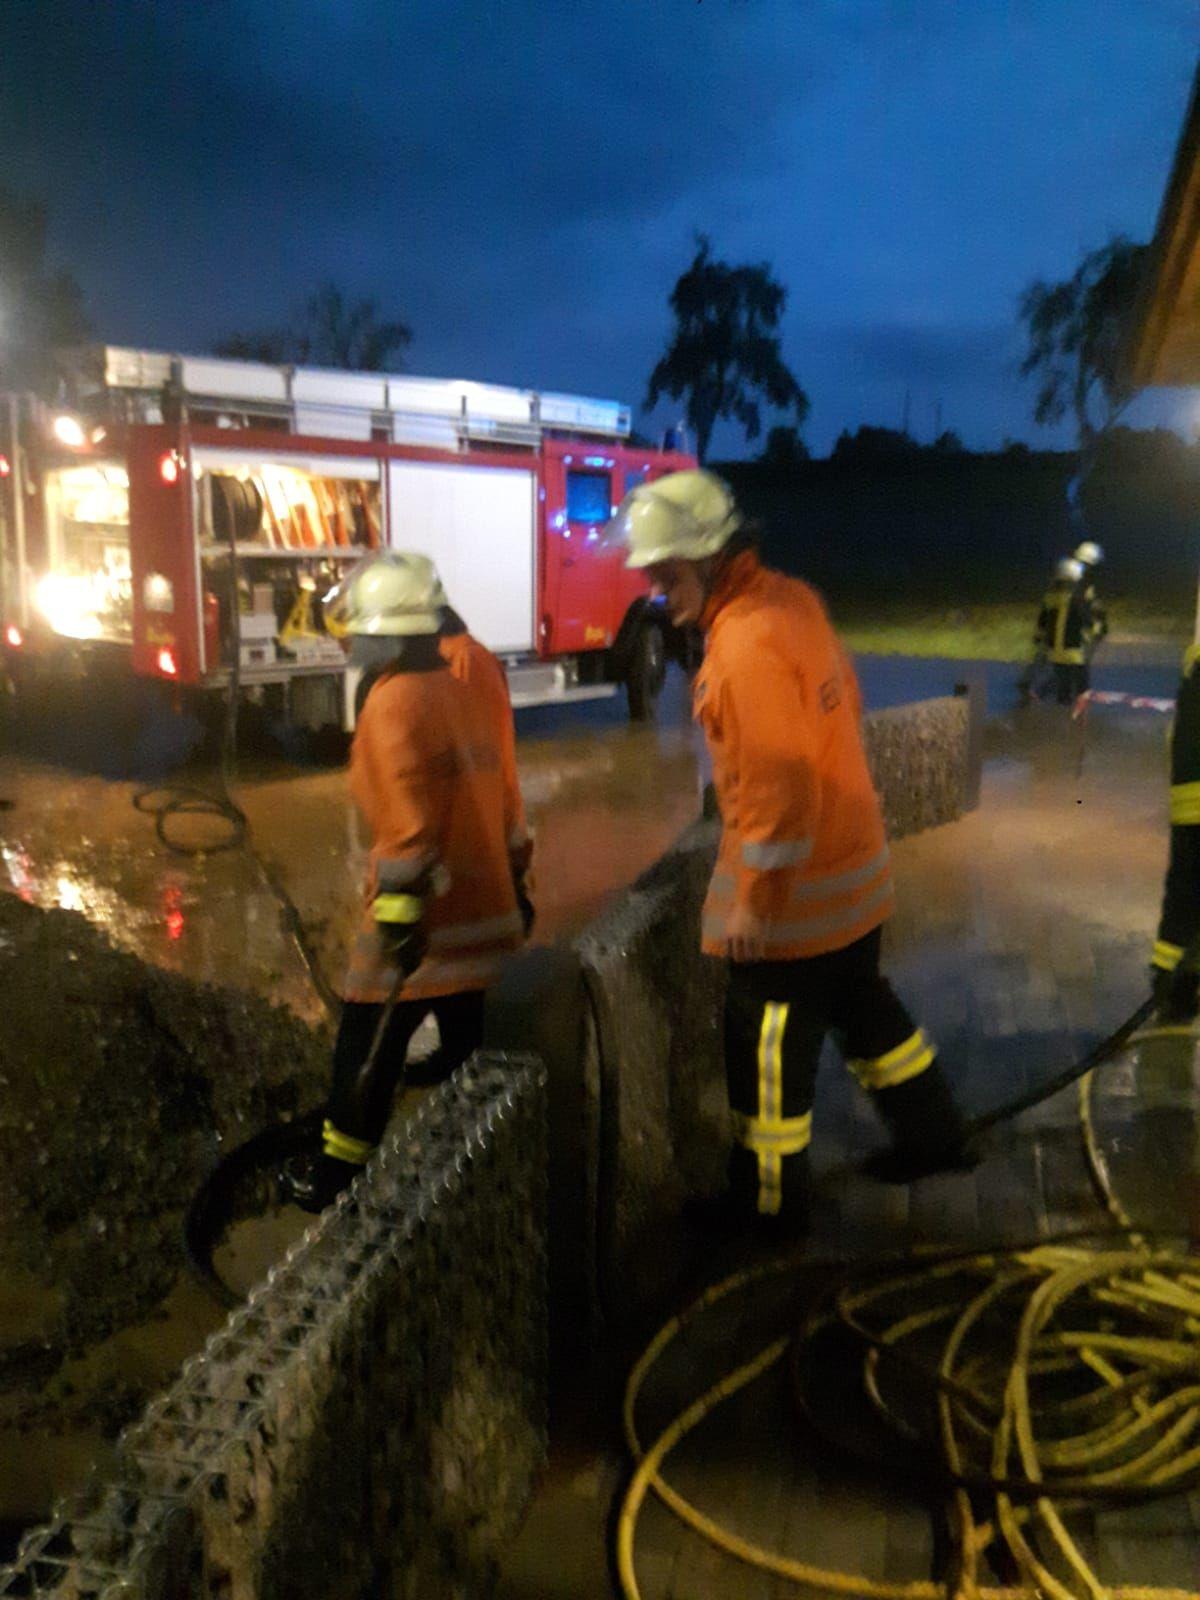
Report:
0,0,1192,455
827,322,1018,387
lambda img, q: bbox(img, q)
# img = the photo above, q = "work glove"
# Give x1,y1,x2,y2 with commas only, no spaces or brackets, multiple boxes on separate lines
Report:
373,892,427,978
514,877,536,937
1151,963,1199,1023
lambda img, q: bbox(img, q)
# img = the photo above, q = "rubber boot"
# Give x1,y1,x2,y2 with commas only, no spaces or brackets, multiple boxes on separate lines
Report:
1154,968,1199,1025
863,1064,975,1184
684,1148,811,1241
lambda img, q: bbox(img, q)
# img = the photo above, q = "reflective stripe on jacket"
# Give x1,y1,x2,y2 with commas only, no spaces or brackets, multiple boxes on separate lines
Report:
343,659,524,1003
695,550,894,960
1036,579,1098,666
441,631,533,877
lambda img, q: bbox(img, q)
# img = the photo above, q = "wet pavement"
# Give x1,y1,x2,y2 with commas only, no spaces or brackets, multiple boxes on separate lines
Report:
0,668,710,1025
0,645,1180,1027
497,661,1200,1598
0,642,1193,1566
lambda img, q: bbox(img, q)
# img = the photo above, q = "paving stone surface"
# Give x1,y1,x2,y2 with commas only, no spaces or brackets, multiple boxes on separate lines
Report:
498,701,1200,1599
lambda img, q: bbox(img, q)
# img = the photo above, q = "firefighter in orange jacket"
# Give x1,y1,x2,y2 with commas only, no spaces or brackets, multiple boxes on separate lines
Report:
283,552,531,1211
616,471,970,1235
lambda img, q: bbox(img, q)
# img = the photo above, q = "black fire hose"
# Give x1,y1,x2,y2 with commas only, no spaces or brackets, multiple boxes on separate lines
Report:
964,993,1158,1140
185,964,408,1308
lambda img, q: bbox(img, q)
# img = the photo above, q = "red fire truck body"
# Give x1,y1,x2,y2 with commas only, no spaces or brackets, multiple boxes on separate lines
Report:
1,348,695,725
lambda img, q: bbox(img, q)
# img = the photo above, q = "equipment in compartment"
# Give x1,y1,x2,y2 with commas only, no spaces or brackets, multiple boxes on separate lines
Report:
202,464,380,552
278,575,343,664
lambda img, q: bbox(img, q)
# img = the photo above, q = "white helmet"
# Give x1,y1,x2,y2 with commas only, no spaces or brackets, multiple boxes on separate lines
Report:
1056,557,1084,583
612,470,742,569
322,552,445,637
1074,541,1103,567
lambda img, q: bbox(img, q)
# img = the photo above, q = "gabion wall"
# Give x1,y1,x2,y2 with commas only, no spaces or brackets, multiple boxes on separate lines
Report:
575,694,975,1335
0,1053,547,1600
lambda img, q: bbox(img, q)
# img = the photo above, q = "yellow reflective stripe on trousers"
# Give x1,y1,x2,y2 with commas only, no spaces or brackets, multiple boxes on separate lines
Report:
1170,781,1200,824
753,1002,788,1215
849,1027,935,1090
322,1119,373,1165
731,1109,812,1156
1152,939,1185,972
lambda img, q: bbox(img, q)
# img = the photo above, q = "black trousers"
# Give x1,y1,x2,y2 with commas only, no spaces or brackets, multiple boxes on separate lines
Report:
324,991,485,1159
724,927,940,1218
1053,662,1089,705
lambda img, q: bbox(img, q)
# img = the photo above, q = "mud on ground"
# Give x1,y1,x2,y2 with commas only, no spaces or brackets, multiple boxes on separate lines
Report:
0,892,330,1451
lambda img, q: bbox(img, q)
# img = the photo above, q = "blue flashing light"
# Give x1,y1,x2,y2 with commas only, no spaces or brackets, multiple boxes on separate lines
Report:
583,455,610,468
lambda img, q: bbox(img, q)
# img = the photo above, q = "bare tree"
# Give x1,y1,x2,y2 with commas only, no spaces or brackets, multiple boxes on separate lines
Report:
216,282,413,371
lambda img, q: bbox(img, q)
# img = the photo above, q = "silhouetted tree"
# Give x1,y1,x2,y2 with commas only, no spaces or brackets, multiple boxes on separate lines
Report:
831,425,918,462
1018,236,1147,447
216,282,412,371
760,423,810,464
930,428,965,454
0,187,90,394
645,236,808,462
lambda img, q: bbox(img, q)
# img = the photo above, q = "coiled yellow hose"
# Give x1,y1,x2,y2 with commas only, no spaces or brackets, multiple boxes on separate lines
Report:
617,1051,1200,1600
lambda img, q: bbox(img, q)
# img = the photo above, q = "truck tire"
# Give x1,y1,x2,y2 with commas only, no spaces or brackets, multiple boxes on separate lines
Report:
626,621,666,722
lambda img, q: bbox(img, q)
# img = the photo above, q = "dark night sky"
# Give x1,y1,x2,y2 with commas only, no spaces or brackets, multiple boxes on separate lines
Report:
2,1,1196,456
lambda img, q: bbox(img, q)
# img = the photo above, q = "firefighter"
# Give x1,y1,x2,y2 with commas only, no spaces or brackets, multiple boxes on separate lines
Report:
1074,539,1109,665
282,552,531,1212
614,471,971,1237
1018,543,1109,706
1150,643,1200,1022
1034,556,1101,706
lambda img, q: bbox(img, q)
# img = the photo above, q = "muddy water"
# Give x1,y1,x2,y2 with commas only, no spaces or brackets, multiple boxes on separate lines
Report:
0,668,705,1537
0,670,704,1010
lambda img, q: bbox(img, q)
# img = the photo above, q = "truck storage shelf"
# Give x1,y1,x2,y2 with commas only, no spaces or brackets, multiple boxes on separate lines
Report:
204,660,345,686
200,544,371,559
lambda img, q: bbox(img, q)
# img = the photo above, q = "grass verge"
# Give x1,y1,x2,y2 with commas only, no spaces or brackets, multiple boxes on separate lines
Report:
831,600,1190,661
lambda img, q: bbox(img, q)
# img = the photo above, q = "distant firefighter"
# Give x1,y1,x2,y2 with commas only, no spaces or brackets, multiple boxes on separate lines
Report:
1032,555,1106,706
1018,541,1108,706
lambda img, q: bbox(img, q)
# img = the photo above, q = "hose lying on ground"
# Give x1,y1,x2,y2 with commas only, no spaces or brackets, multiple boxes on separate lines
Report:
617,1227,1200,1600
616,1017,1200,1600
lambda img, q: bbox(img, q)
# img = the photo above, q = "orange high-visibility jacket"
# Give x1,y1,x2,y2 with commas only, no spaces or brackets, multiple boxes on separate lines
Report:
695,550,893,960
343,658,525,1003
440,631,532,880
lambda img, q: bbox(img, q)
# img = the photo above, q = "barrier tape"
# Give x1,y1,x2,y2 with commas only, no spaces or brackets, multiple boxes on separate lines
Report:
1072,689,1176,721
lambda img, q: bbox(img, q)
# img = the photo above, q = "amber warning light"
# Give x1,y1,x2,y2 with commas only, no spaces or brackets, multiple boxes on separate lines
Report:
5,625,22,649
157,647,178,677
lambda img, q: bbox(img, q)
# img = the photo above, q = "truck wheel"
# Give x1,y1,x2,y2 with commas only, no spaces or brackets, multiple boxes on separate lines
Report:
626,622,666,722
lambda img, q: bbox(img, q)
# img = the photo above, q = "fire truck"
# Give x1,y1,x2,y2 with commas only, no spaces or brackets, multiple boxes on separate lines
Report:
0,347,695,730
